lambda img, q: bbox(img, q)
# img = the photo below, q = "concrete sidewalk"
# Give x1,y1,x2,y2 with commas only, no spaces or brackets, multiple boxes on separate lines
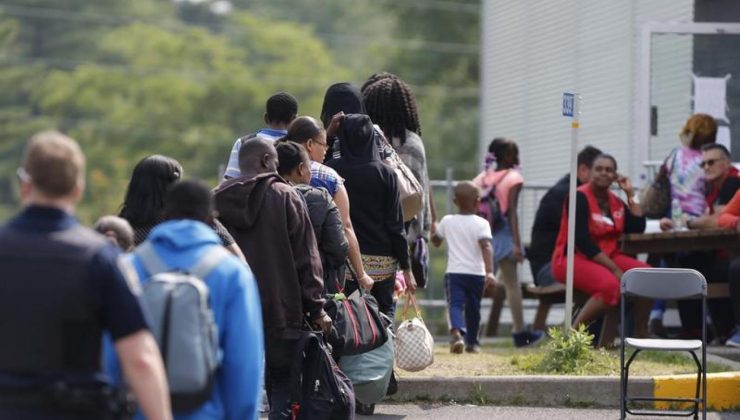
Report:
363,403,740,419
392,372,740,411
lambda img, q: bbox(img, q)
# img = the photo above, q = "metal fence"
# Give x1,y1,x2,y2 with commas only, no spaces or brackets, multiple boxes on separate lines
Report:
430,174,551,284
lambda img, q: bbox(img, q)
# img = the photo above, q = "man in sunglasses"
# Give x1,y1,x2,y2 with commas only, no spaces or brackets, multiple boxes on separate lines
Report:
661,144,739,229
661,143,739,342
698,144,740,221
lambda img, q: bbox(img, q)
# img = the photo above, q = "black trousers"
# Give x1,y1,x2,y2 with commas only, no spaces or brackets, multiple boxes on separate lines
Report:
676,252,734,338
265,337,300,420
730,257,740,327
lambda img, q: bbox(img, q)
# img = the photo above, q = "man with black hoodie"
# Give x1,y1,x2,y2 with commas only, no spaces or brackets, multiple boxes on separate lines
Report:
214,137,331,420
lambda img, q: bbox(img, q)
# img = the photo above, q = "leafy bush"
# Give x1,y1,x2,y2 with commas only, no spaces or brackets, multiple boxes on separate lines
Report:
514,325,617,375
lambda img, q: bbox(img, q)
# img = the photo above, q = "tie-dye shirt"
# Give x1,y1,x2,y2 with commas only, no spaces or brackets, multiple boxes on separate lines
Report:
666,146,706,217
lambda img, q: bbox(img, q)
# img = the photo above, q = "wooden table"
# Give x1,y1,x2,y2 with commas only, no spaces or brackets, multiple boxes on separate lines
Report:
620,228,739,298
621,228,740,255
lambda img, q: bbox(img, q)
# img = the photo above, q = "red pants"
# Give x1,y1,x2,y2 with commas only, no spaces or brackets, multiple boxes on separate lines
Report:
552,252,650,306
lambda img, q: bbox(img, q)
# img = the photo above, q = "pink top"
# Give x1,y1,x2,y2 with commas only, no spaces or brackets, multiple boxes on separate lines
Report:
473,169,524,214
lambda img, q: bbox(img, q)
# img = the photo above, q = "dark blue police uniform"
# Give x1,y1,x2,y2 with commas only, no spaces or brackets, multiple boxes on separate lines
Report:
0,206,150,419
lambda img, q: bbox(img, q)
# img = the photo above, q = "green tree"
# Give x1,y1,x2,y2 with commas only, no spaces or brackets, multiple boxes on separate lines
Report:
386,1,481,179
0,3,352,222
229,0,397,77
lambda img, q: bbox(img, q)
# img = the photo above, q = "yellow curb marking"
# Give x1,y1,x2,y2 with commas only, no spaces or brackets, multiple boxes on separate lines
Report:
653,372,740,411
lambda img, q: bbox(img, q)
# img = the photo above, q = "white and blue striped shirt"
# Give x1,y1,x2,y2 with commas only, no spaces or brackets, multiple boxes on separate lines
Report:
222,128,287,180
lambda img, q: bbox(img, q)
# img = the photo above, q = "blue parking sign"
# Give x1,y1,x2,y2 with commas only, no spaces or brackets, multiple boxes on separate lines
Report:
562,93,574,117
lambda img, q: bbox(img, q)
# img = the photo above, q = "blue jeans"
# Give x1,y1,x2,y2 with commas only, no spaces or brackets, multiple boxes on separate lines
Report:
445,273,485,346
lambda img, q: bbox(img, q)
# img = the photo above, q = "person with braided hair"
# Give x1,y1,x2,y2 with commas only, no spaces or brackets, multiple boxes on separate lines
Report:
363,74,436,287
360,71,397,93
363,75,422,144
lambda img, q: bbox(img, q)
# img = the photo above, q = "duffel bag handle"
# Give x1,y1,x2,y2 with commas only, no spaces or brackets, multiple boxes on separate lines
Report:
401,292,422,321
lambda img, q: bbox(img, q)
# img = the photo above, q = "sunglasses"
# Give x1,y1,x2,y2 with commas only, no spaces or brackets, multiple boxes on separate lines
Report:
16,167,31,182
700,158,725,168
311,139,329,149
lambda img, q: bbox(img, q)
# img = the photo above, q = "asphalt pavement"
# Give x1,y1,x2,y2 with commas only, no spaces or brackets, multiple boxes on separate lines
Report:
359,403,740,419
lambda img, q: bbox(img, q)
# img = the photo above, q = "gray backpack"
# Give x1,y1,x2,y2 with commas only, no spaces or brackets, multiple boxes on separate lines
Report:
135,242,228,412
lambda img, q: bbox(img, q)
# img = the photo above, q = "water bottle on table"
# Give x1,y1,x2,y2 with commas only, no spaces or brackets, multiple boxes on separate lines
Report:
671,198,684,230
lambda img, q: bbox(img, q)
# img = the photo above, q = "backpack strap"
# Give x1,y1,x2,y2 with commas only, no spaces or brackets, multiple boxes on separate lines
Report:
490,169,511,190
239,132,259,146
136,242,229,278
289,332,320,405
189,246,231,279
136,241,170,276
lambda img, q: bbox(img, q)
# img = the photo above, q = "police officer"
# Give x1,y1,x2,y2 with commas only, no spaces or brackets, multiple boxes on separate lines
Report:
0,132,171,420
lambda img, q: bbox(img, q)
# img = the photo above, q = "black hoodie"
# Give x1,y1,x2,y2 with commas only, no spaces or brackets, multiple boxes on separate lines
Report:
328,114,410,270
214,173,326,340
320,82,367,162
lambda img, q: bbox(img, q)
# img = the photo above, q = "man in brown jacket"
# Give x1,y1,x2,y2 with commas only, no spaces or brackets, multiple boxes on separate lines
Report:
214,137,331,419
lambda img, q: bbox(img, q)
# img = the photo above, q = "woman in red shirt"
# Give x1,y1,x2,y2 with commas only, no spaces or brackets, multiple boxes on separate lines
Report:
551,154,651,339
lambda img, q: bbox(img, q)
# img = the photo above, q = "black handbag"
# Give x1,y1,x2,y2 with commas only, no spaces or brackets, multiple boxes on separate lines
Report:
639,151,676,219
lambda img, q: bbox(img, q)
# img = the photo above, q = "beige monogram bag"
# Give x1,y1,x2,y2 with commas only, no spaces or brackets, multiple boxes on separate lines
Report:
380,135,423,222
394,293,434,372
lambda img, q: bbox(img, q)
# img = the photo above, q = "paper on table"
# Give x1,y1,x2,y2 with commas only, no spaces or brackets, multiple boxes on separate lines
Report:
644,219,662,234
693,75,730,122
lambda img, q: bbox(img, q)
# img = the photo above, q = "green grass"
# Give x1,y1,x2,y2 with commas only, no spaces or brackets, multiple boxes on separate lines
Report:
397,334,734,378
513,326,618,375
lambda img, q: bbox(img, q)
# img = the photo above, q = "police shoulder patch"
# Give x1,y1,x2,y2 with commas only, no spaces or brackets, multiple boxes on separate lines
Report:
116,254,142,295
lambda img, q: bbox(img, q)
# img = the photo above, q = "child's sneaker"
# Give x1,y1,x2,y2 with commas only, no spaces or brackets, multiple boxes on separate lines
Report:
726,329,740,348
512,329,546,348
465,344,480,354
450,330,464,354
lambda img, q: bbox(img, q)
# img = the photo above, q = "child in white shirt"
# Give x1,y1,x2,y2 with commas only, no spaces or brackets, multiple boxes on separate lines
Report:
432,181,496,353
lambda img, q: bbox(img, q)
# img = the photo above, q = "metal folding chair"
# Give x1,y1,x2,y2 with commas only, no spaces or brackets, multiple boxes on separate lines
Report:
620,268,707,419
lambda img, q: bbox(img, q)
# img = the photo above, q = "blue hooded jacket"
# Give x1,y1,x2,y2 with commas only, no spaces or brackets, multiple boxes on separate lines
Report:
106,219,264,420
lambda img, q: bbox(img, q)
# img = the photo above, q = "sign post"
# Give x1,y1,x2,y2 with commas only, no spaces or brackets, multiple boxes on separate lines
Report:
562,92,580,335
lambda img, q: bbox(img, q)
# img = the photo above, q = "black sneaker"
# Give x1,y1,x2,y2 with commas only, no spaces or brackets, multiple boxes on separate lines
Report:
649,318,668,338
512,330,546,348
356,402,375,415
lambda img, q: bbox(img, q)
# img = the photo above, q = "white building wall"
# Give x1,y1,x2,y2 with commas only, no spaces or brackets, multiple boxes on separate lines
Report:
480,0,694,247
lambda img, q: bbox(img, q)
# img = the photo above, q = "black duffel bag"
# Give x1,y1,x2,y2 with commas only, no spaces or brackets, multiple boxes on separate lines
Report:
324,288,388,357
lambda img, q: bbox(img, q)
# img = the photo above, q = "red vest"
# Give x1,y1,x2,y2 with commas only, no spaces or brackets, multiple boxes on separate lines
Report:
706,166,739,214
552,183,626,263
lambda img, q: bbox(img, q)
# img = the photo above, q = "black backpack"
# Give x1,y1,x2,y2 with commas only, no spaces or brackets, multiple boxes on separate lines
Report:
289,332,355,420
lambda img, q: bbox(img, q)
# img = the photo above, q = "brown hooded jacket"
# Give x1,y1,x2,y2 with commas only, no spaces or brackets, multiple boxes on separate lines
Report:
215,172,326,340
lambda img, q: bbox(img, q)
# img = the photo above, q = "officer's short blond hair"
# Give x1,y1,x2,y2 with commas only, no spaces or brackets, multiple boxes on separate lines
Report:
22,131,85,198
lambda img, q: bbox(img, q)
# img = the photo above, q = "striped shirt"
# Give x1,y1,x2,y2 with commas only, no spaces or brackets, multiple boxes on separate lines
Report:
222,128,287,179
310,160,344,197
